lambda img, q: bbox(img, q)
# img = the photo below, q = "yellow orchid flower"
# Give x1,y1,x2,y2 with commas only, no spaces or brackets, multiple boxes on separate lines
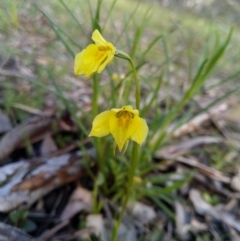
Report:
89,106,148,151
74,29,116,78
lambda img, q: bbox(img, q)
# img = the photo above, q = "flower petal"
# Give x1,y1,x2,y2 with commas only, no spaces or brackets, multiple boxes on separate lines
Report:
74,44,109,77
109,111,138,151
89,111,112,137
74,50,85,75
75,30,115,78
74,45,99,76
130,118,148,146
111,106,139,115
92,29,107,46
109,115,126,151
97,52,114,73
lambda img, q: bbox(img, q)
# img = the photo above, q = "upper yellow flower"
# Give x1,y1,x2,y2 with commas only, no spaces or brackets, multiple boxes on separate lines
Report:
89,106,148,151
74,29,115,78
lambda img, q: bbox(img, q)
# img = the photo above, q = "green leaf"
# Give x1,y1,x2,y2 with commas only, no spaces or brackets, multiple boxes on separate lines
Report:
150,27,234,152
97,171,105,186
9,210,28,224
150,196,175,220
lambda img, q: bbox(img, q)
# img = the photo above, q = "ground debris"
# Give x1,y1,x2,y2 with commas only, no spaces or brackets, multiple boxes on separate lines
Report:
0,109,12,134
0,222,38,241
0,116,52,163
190,189,240,232
132,202,156,225
0,153,85,212
175,201,190,240
60,185,92,220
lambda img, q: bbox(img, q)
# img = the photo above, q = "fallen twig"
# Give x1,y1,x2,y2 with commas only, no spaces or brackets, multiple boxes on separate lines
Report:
156,153,231,183
0,116,52,163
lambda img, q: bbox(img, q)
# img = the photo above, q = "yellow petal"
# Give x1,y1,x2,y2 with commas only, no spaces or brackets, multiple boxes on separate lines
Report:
74,50,85,75
97,52,114,73
89,111,112,137
111,106,139,116
74,45,109,77
74,45,99,77
130,118,148,146
92,29,107,46
109,116,126,151
109,110,137,151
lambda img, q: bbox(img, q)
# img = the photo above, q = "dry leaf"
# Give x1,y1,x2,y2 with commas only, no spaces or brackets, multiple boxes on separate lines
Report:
157,136,222,156
156,153,231,183
86,214,106,240
190,189,240,232
0,153,85,212
0,116,52,162
0,161,29,183
60,186,92,220
132,202,156,224
174,201,190,240
41,134,58,156
39,220,70,241
231,168,240,192
0,222,38,241
190,219,207,232
0,110,12,134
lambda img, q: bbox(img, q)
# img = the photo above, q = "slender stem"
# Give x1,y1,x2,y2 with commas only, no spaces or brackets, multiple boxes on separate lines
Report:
128,58,140,110
92,76,102,162
92,76,99,116
92,176,99,213
92,75,103,214
115,51,140,109
111,53,140,241
111,143,138,241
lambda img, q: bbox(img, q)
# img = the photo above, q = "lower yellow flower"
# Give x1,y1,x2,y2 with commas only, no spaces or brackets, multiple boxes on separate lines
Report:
74,29,115,78
89,106,148,151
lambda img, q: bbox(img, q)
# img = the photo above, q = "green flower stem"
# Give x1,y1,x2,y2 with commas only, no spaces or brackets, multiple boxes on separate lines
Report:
92,75,102,163
92,75,99,117
111,51,140,241
92,175,99,213
128,58,140,110
92,75,103,213
115,50,140,109
111,143,138,241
